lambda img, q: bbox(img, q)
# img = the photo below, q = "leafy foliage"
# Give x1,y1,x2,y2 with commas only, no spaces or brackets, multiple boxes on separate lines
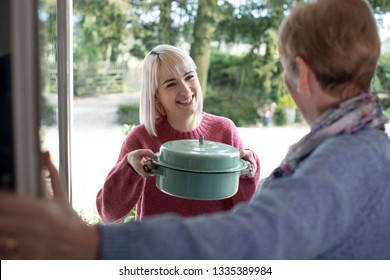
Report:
128,0,198,59
205,49,284,126
73,0,133,62
40,0,390,118
370,0,390,13
277,94,296,109
375,54,390,93
117,103,140,125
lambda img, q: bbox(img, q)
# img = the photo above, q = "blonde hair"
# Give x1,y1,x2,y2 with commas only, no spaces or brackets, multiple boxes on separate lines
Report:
278,0,380,99
139,44,203,136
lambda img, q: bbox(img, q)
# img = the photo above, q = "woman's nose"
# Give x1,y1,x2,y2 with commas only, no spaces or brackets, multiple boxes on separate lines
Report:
178,80,191,94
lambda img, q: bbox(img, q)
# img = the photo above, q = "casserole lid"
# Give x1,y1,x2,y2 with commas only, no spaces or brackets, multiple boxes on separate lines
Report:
155,136,246,173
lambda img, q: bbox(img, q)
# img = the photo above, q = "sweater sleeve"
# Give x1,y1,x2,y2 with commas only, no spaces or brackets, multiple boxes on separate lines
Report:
96,126,148,224
99,130,390,259
215,116,261,204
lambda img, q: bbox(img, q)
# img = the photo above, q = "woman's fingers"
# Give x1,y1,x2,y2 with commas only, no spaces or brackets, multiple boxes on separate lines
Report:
240,150,257,178
127,149,157,177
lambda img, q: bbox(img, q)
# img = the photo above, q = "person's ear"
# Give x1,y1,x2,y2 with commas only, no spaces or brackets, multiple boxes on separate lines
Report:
296,56,312,95
154,91,166,117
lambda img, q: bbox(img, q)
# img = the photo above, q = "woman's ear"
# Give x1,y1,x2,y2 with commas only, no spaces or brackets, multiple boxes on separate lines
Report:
296,56,312,95
154,93,166,117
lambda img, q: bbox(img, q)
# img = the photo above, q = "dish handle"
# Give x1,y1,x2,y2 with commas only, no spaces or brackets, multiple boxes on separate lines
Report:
240,159,251,176
144,154,164,176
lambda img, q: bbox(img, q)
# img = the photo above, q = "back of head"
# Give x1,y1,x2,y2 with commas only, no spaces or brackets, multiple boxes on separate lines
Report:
139,44,202,136
278,0,380,99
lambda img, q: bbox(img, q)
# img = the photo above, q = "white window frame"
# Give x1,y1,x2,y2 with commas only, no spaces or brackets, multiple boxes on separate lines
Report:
56,0,74,203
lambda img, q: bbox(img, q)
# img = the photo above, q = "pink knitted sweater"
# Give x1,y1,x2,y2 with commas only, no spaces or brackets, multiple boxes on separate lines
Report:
96,113,260,223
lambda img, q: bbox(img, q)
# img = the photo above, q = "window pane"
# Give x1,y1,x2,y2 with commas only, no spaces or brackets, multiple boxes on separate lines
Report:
39,0,60,193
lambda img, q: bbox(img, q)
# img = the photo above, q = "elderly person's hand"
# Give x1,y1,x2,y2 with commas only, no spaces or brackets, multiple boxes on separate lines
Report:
0,152,99,259
240,149,257,178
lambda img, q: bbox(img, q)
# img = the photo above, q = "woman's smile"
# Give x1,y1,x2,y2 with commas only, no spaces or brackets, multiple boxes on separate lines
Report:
176,94,195,106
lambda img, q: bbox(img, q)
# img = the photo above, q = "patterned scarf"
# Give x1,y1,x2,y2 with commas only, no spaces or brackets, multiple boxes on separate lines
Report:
267,93,389,180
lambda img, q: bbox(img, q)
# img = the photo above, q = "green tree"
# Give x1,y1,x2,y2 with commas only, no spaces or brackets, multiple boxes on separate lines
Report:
158,0,176,45
129,0,196,58
39,0,390,102
39,0,57,63
210,0,294,105
370,0,390,13
373,54,390,93
73,0,132,62
190,0,218,94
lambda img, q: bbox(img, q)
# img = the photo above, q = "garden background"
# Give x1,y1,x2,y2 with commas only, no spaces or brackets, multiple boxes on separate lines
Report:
38,0,390,223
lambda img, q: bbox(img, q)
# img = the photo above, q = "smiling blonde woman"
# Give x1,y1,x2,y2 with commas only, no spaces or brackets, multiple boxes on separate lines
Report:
96,44,260,223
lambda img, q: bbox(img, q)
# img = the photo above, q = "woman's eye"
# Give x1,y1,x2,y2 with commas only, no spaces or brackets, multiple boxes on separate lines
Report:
185,75,194,81
166,82,176,88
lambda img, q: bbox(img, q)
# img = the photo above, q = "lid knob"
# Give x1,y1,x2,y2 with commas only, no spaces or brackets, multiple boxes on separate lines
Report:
199,135,204,145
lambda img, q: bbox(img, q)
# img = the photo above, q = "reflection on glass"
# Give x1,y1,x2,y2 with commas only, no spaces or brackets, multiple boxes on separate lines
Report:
39,0,60,191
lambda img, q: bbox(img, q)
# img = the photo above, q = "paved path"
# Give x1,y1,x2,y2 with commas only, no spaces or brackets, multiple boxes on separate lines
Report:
42,93,389,222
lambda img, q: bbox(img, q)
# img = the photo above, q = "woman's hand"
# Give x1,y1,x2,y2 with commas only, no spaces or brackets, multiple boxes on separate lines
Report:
127,149,158,177
240,149,257,178
0,152,100,260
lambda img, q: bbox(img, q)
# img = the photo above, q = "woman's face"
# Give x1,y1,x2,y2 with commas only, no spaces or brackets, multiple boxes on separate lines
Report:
155,66,201,122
